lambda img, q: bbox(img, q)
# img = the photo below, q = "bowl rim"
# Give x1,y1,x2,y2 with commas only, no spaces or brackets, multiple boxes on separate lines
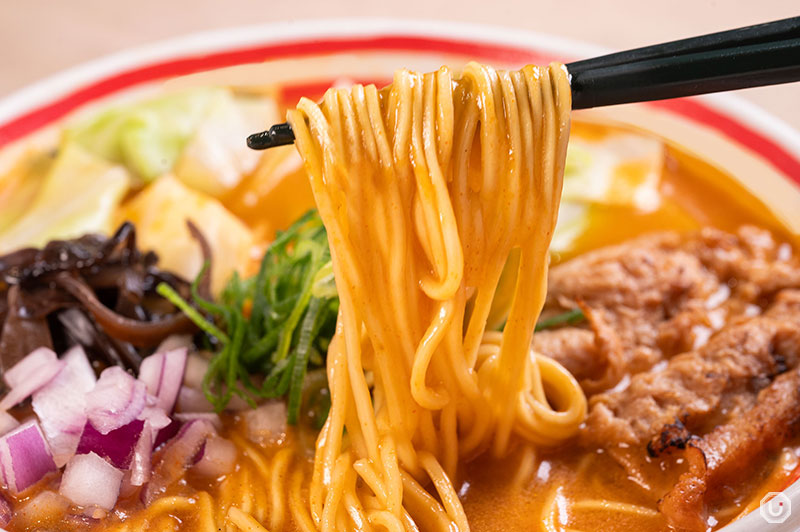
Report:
0,17,798,531
0,18,799,187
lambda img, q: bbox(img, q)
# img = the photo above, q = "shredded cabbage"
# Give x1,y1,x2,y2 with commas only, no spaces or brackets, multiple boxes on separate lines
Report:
0,152,54,234
562,133,664,211
115,175,254,295
174,96,278,196
552,131,665,253
65,88,277,190
0,144,130,253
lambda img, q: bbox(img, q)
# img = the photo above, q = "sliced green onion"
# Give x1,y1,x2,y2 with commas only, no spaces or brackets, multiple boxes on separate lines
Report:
156,282,229,342
534,308,586,331
287,297,322,424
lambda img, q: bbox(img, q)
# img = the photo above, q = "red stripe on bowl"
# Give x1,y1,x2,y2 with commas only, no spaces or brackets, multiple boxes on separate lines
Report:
0,36,548,147
652,99,800,186
0,33,797,188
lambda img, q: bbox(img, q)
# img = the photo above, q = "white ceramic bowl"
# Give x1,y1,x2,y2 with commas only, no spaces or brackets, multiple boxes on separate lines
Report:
0,18,798,531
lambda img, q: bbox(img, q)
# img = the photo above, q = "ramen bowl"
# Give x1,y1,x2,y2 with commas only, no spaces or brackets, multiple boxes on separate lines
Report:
0,19,798,532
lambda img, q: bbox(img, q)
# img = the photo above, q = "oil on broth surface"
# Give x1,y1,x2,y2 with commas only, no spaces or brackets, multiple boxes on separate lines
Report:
564,121,793,262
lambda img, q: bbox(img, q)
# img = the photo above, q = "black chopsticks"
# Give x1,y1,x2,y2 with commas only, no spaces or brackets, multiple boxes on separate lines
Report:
568,16,800,109
247,16,800,150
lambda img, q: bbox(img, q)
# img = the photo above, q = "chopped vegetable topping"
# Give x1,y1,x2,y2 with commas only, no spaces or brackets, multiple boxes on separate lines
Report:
0,339,222,508
59,451,123,511
116,175,254,295
0,420,57,494
0,222,196,373
497,308,586,332
0,144,130,254
66,88,274,185
159,210,338,424
534,308,587,331
163,208,590,424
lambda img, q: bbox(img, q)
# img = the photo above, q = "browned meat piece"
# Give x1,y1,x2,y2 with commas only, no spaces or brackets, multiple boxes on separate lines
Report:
581,295,800,447
532,303,625,394
767,288,800,320
550,232,718,313
656,307,713,357
646,418,694,457
542,226,800,394
658,369,800,531
533,328,597,377
545,232,720,383
688,226,800,299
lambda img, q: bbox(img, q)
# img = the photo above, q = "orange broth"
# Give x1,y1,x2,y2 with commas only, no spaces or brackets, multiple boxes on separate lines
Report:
4,119,798,532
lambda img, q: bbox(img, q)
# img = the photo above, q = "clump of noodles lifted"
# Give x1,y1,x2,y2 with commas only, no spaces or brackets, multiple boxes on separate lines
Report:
288,62,586,532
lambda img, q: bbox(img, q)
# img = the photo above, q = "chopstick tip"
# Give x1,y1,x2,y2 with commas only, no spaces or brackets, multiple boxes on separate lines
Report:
247,123,296,150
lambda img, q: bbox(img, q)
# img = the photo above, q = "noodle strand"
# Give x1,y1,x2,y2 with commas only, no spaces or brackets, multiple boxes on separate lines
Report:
288,61,585,532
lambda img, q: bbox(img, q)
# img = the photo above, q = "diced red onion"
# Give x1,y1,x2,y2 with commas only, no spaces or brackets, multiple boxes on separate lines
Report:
174,412,222,431
0,419,57,493
0,348,64,411
59,452,123,511
192,435,236,478
138,402,171,434
153,418,180,449
0,412,19,436
118,469,139,499
129,423,153,486
4,347,59,389
227,394,253,411
32,346,96,466
138,354,165,396
156,334,193,354
245,401,287,443
76,419,144,469
85,367,146,435
175,386,214,413
182,353,210,390
0,491,11,527
138,348,187,413
192,441,205,464
143,419,215,503
61,345,97,389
